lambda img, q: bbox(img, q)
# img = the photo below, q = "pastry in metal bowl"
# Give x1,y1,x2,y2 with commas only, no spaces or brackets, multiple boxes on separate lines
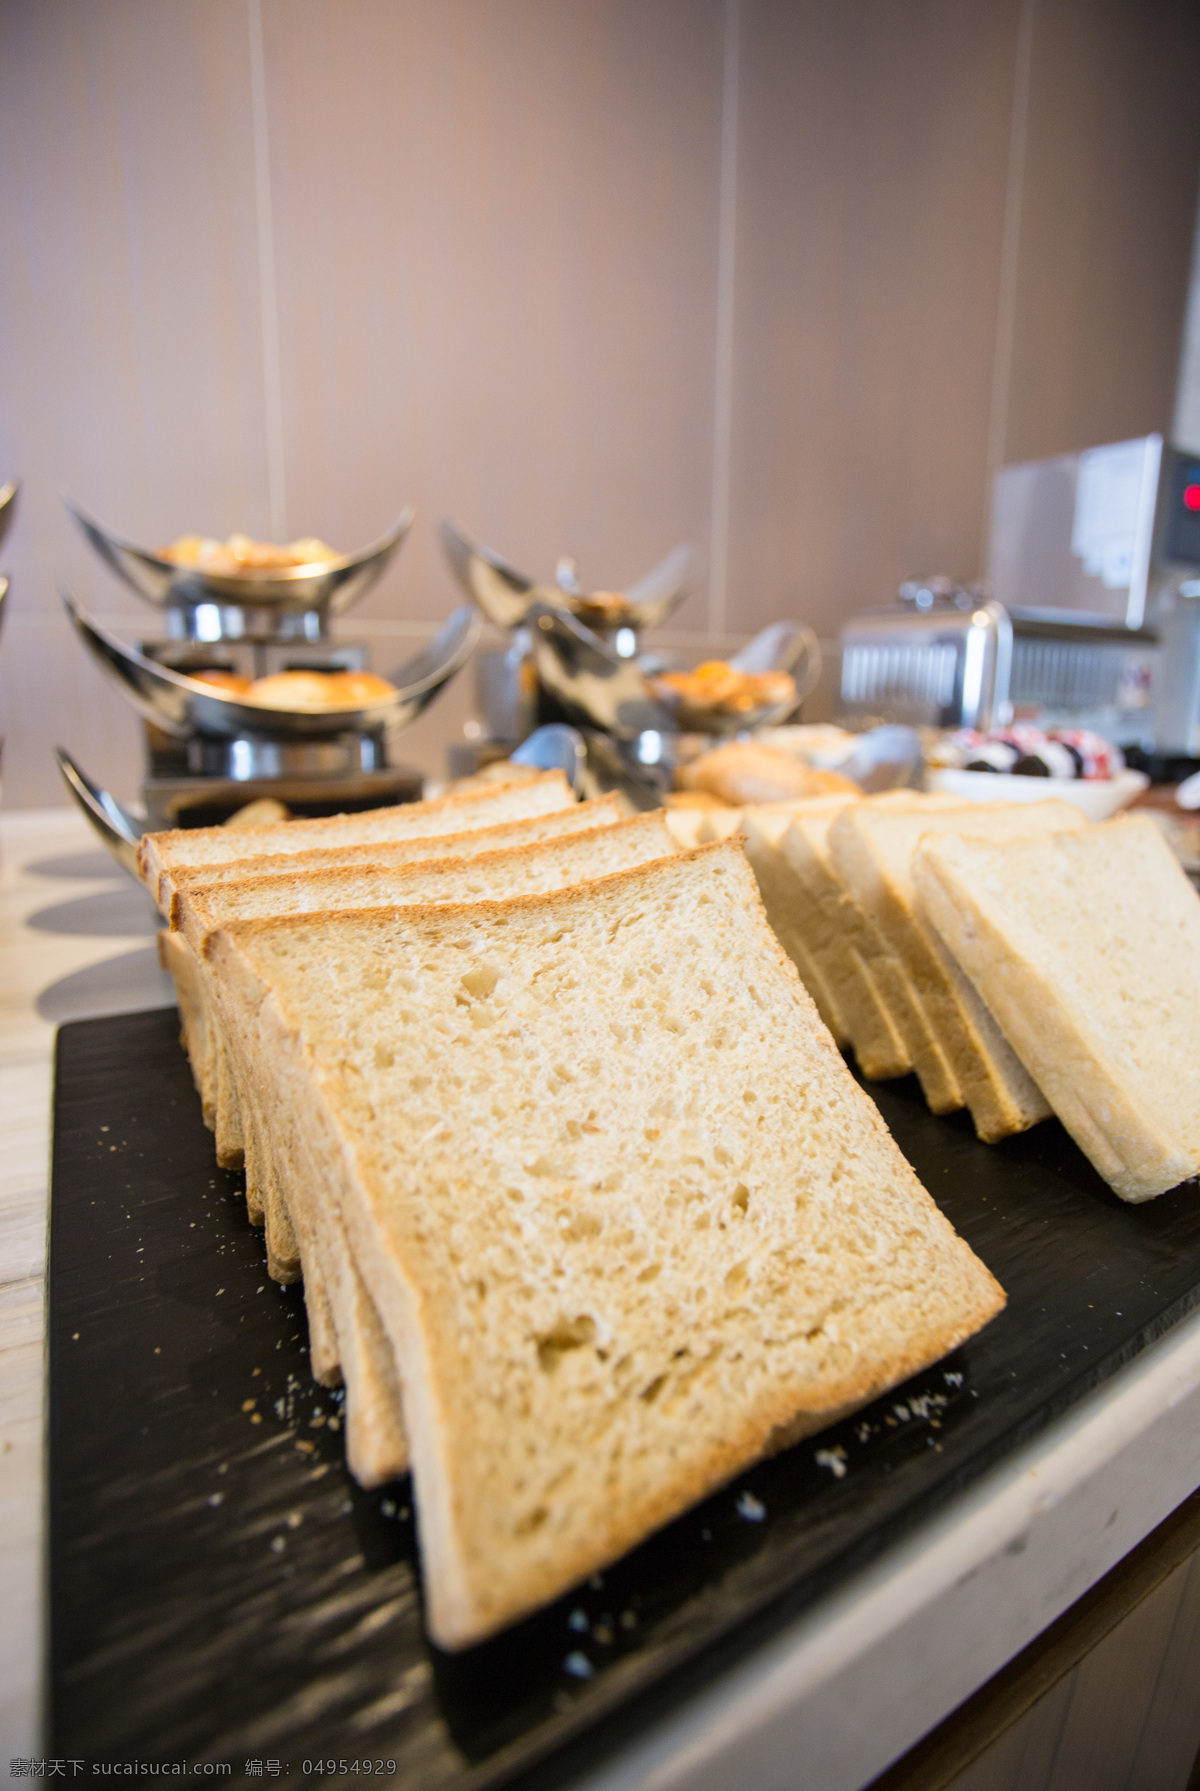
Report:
530,606,821,741
66,497,414,619
651,621,822,735
61,590,479,740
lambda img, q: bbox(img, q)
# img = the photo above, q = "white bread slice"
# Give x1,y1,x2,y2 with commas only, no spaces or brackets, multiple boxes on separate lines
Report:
139,771,575,914
828,802,1083,1136
165,793,622,922
166,794,622,1117
777,807,911,1079
914,814,1200,1200
196,815,683,1479
770,793,964,1083
206,842,1004,1646
178,811,674,953
190,812,679,1184
662,808,709,849
738,799,860,1045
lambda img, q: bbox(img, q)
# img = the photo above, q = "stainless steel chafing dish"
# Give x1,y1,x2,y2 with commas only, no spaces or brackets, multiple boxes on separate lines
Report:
59,500,478,851
68,499,414,642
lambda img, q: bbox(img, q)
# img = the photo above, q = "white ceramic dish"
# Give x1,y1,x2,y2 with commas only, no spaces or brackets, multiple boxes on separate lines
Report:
925,766,1149,821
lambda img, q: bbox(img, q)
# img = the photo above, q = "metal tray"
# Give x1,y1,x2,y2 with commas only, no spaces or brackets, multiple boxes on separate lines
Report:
49,1009,1200,1785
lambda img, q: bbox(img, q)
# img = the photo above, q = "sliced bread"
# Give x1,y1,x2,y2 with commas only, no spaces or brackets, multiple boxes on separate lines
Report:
205,815,682,1481
164,793,622,922
738,799,860,1044
207,842,1004,1647
914,813,1200,1199
139,770,575,914
163,794,623,1119
777,806,912,1080
828,801,1084,1136
188,812,679,1182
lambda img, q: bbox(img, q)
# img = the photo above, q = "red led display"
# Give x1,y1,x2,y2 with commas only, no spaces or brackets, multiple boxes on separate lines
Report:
1185,483,1200,512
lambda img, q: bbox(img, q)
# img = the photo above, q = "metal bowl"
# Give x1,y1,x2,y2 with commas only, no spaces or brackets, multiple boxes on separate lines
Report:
529,608,821,741
55,747,144,874
0,479,18,555
649,621,822,735
441,520,694,638
66,497,414,619
62,590,479,741
527,603,675,740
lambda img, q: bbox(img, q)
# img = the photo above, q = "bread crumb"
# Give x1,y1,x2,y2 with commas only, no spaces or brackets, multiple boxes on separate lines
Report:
815,1448,847,1480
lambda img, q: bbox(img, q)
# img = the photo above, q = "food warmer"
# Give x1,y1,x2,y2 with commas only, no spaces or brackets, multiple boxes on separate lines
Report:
58,502,479,846
441,521,820,801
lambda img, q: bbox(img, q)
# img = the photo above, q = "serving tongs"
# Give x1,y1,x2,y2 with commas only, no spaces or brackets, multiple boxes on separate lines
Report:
440,520,694,639
66,498,415,620
61,591,480,740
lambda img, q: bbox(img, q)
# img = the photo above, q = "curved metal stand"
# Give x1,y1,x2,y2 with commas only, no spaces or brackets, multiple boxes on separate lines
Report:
509,724,585,794
55,747,145,876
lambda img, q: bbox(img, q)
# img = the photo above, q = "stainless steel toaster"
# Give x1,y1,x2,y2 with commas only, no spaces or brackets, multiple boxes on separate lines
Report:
838,578,1158,741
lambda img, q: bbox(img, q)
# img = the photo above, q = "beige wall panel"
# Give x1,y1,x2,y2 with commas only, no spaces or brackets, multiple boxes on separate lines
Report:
0,0,272,807
260,0,724,637
1003,0,1200,465
724,0,1021,648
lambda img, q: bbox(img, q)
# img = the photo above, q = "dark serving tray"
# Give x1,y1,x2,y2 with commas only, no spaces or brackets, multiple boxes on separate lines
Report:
49,1008,1200,1786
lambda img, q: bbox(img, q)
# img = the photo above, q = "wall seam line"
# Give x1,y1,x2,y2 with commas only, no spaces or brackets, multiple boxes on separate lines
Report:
708,0,739,635
248,0,287,541
982,0,1036,573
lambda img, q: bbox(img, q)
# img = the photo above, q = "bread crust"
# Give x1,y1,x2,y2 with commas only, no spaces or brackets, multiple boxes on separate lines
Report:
138,771,574,914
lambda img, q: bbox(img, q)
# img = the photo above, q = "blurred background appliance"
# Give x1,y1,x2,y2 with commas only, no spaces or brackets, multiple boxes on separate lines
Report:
838,435,1200,756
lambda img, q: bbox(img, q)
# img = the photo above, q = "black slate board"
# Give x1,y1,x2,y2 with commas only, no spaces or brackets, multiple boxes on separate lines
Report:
49,1008,1200,1787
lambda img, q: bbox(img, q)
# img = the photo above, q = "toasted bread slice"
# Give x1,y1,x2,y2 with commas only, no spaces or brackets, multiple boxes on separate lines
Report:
828,801,1083,1136
208,842,1004,1646
139,771,575,914
915,814,1200,1199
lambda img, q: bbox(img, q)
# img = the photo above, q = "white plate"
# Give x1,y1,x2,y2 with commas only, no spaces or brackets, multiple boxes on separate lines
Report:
925,766,1149,821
